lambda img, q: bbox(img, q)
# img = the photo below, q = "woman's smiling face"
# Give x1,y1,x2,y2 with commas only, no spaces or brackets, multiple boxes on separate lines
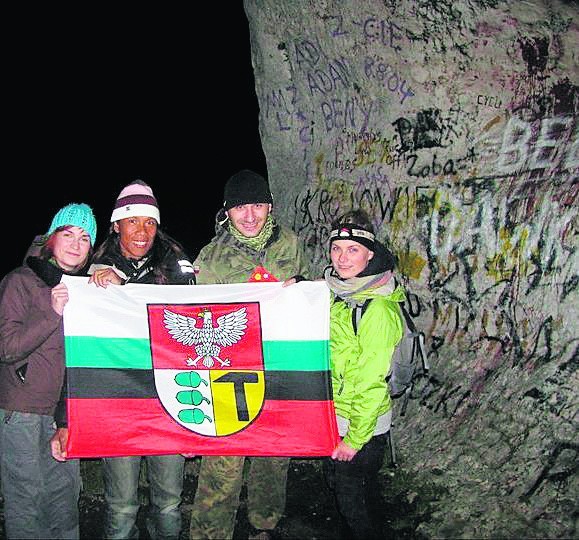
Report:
330,240,374,279
114,216,158,260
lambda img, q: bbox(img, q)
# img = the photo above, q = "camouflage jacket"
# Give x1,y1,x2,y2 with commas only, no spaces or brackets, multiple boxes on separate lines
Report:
193,211,309,284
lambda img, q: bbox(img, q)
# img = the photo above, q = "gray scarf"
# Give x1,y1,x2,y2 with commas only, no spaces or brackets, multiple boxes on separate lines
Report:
323,266,395,307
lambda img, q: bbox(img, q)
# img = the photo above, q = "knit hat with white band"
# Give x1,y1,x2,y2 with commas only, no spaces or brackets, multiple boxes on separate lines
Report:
329,224,376,251
111,180,161,223
110,180,160,224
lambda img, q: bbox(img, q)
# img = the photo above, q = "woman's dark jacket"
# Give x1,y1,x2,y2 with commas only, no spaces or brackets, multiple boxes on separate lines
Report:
0,257,70,416
89,233,196,285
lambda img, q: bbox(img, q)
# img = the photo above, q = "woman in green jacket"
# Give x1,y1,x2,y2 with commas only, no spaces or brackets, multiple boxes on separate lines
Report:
323,209,405,540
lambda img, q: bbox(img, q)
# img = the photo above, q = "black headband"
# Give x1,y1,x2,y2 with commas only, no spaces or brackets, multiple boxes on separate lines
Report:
329,224,376,251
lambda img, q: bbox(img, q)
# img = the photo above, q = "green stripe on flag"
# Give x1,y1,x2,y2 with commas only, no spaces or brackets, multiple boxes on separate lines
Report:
65,336,329,371
65,336,152,369
262,340,328,371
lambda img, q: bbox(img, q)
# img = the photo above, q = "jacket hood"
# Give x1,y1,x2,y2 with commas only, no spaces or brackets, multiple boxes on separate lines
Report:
357,240,396,277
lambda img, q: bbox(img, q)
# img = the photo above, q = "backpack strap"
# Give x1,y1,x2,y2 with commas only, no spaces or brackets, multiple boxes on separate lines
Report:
399,302,416,331
351,298,372,334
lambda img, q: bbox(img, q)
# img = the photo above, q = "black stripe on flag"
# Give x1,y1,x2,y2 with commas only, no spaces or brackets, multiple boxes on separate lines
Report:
67,368,332,401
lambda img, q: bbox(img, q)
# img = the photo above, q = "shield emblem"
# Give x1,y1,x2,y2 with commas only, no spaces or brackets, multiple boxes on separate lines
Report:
147,302,265,436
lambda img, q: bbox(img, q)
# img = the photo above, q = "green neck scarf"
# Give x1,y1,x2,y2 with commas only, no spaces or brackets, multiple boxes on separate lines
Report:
228,214,274,252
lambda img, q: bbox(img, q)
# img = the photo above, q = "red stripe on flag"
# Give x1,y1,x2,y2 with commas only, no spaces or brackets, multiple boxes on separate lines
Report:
66,398,339,458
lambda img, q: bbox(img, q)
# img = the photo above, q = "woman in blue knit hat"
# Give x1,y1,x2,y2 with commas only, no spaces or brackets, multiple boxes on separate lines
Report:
0,202,97,539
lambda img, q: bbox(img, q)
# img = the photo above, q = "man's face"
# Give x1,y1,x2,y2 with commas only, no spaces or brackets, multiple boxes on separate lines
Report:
227,203,271,238
114,216,158,259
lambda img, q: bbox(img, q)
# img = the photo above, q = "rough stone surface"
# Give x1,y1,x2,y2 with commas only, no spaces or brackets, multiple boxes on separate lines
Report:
244,0,578,538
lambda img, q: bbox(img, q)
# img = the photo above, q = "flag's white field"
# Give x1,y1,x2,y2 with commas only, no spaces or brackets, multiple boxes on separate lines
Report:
62,276,330,342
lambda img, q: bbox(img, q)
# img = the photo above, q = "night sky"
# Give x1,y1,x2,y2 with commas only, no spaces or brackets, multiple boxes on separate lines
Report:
4,4,265,279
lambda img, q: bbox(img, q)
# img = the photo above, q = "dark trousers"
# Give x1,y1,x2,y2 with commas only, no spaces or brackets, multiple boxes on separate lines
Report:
323,433,388,540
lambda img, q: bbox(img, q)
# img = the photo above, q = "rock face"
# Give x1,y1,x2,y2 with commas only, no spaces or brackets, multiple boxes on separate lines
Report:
243,1,578,538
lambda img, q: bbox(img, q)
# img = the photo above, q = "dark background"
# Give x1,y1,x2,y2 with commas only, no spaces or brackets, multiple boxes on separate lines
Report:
4,4,266,279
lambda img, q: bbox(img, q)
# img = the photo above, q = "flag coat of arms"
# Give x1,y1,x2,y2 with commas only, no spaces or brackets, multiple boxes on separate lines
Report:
61,276,339,458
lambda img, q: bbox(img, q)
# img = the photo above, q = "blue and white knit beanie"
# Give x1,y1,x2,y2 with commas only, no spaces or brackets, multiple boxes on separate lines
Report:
47,203,97,246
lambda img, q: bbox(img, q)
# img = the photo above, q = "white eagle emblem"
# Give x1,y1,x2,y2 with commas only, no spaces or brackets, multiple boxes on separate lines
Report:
163,307,248,368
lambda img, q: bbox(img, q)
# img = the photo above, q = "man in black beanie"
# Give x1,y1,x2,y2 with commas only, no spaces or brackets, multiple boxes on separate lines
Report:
189,169,309,540
223,169,273,211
